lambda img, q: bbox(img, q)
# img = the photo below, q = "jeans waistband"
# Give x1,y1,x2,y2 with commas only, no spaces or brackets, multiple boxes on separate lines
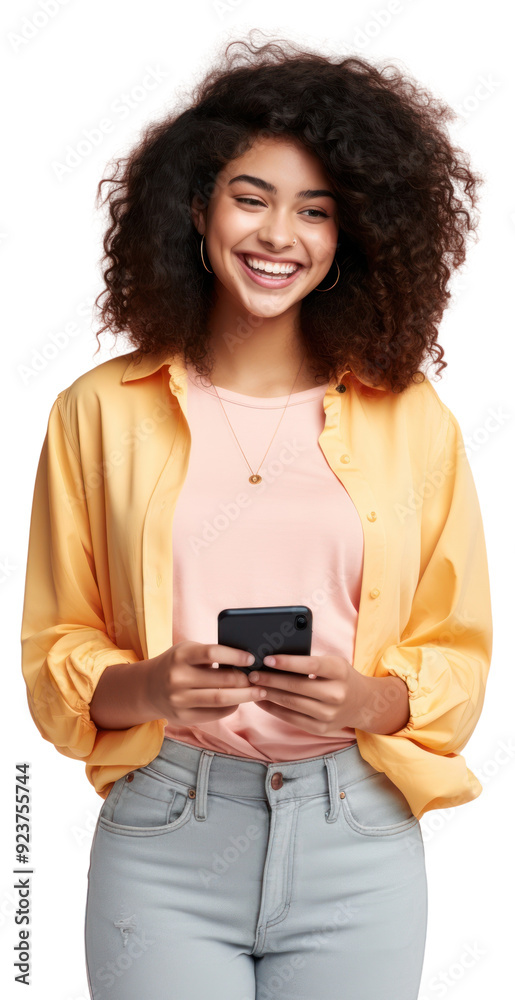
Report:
148,736,380,824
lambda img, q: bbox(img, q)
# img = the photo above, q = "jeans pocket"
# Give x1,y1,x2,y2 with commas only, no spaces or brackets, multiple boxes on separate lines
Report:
98,763,195,837
340,770,419,837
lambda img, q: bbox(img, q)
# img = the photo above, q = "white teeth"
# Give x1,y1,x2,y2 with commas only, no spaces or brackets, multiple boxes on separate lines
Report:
243,255,299,276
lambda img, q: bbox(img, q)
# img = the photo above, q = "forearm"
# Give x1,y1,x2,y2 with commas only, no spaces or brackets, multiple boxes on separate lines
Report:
89,658,160,730
353,674,411,735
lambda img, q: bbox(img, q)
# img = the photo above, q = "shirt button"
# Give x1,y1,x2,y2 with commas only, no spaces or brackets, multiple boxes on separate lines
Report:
367,511,377,521
370,588,380,599
340,454,350,463
271,772,283,790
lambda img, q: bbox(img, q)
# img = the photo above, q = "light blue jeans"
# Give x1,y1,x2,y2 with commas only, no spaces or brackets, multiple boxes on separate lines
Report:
85,736,428,999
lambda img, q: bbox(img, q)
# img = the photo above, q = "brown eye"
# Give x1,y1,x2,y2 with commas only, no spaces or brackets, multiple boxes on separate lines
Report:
235,198,328,218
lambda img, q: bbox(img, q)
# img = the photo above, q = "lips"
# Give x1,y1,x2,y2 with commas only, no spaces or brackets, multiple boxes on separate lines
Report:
235,252,306,289
240,251,304,268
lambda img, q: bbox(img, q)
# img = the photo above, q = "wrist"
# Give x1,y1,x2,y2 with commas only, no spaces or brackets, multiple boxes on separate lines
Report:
89,656,162,730
140,654,161,719
353,673,411,735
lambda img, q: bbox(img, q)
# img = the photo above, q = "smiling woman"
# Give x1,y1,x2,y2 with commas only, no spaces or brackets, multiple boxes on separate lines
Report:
21,27,492,1000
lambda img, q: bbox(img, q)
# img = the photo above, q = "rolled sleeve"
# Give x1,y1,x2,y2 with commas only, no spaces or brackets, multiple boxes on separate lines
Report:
20,395,148,761
371,406,493,755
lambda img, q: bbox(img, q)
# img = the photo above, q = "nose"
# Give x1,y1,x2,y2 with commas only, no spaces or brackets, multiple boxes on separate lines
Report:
257,216,297,251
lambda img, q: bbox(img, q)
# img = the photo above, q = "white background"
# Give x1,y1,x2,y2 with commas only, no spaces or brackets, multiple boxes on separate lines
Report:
1,1,513,998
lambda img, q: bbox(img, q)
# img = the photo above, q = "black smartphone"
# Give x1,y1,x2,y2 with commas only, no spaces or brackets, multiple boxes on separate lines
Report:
217,606,313,675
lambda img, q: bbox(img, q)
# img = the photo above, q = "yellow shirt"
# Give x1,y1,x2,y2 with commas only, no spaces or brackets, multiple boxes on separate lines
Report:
20,350,493,820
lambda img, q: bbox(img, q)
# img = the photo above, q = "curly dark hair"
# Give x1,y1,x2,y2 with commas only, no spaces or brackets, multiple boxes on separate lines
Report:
94,30,483,393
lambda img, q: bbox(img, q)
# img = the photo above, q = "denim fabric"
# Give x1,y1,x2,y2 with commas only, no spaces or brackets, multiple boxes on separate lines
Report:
85,736,427,999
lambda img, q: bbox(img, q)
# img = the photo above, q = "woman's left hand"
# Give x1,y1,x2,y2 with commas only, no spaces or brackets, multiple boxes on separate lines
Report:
247,654,369,736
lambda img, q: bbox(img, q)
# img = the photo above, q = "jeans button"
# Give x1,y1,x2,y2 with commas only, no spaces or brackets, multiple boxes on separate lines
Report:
271,772,283,790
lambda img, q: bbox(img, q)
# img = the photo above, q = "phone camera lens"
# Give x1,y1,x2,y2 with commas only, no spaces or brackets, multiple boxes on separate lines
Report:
295,615,307,630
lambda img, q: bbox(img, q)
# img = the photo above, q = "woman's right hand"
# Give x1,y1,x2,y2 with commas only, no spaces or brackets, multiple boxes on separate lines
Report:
145,640,268,725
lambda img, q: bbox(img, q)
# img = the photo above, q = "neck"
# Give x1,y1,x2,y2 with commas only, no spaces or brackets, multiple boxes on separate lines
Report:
205,296,317,396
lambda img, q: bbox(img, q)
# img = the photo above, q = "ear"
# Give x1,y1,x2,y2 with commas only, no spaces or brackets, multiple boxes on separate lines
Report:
190,194,206,236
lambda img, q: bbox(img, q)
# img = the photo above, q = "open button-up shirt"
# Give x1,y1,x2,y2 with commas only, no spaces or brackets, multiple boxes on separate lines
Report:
20,349,493,819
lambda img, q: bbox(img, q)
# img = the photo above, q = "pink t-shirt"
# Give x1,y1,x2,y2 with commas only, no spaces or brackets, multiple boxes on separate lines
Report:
164,363,364,760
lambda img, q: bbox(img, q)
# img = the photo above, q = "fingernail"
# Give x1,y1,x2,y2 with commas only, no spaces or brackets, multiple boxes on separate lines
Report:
248,671,259,682
263,656,275,666
246,654,255,666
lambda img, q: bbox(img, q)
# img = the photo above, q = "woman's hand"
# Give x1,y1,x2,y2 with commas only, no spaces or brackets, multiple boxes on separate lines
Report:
145,640,268,725
247,654,410,736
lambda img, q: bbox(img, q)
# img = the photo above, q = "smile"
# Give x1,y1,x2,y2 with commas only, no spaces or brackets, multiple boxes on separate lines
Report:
235,253,305,288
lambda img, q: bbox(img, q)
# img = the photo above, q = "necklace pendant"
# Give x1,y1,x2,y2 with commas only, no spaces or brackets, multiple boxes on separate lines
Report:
249,474,262,484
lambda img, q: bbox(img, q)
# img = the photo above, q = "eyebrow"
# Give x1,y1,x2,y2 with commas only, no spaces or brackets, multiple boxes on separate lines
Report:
227,174,337,201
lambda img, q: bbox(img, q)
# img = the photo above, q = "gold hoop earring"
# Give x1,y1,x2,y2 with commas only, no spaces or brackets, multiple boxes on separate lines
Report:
200,234,213,274
314,259,340,292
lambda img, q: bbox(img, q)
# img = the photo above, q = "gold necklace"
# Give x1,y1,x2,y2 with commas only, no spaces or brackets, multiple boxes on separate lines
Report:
209,353,307,485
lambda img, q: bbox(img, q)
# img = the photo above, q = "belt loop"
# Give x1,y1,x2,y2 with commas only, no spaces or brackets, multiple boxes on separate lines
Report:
194,750,215,821
323,755,340,823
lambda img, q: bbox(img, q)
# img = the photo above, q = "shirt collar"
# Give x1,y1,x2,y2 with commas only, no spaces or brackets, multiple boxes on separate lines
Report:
121,350,388,392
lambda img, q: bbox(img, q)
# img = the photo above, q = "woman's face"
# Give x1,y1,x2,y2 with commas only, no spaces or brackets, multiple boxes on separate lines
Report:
192,135,340,319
